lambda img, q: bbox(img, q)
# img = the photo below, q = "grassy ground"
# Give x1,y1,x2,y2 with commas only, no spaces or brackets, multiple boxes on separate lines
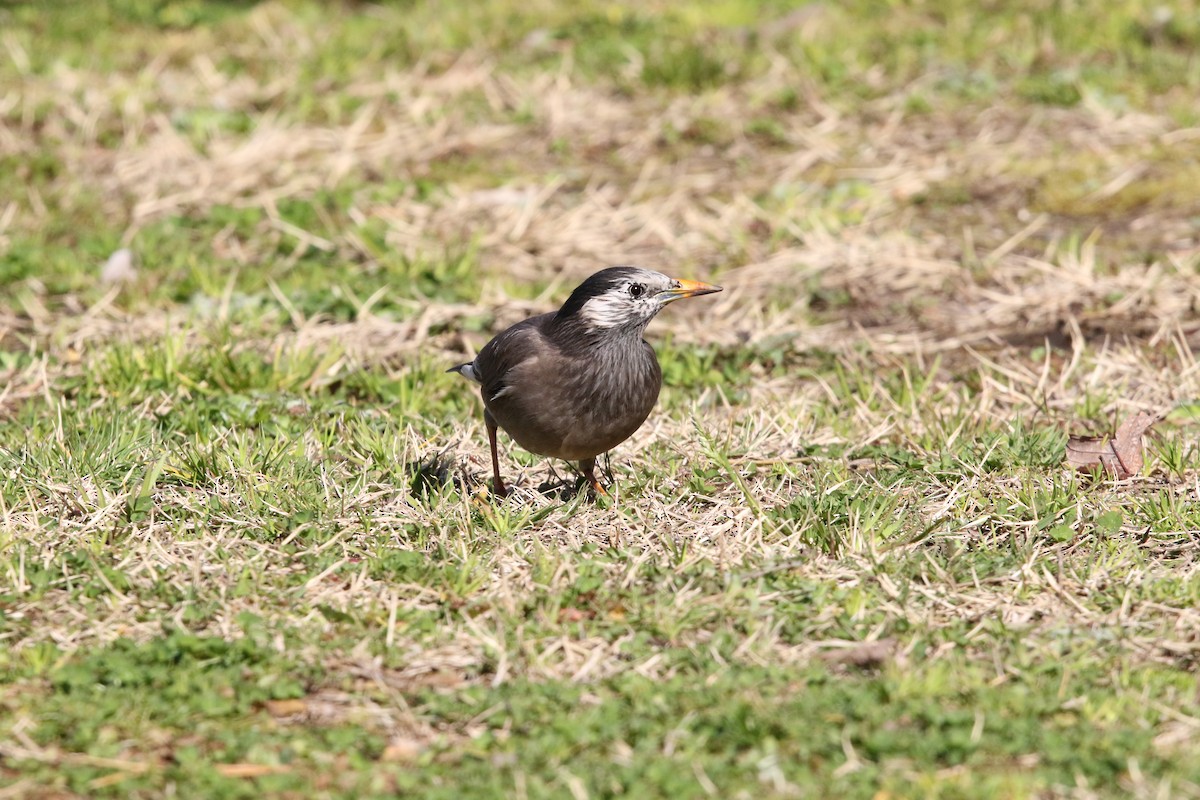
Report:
3,0,1200,797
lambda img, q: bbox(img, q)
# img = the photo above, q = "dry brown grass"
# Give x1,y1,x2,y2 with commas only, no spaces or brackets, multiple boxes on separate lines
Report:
6,24,1200,659
8,19,1200,350
5,4,1200,794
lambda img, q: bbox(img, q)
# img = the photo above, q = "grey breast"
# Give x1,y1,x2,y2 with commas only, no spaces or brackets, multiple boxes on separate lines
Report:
555,337,662,460
476,319,663,460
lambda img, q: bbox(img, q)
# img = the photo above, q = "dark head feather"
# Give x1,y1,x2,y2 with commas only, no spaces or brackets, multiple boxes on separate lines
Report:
556,266,647,320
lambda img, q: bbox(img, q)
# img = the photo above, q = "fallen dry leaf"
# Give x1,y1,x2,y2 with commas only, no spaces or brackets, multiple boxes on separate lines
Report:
1066,410,1160,479
817,638,896,669
265,699,308,716
559,607,593,622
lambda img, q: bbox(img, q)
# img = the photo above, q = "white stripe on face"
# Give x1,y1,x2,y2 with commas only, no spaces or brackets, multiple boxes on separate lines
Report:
579,294,631,328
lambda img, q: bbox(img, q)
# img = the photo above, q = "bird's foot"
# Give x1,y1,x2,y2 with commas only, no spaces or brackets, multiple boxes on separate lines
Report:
577,458,611,501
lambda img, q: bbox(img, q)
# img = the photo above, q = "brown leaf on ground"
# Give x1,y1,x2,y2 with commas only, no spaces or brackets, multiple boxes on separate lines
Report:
559,607,593,622
1066,410,1160,479
817,638,896,669
264,699,308,716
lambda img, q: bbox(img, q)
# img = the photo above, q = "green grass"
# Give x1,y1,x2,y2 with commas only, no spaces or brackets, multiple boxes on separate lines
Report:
4,1,1200,798
9,643,1195,797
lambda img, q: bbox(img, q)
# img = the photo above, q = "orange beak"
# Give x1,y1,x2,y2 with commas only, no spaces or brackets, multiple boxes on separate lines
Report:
661,278,723,302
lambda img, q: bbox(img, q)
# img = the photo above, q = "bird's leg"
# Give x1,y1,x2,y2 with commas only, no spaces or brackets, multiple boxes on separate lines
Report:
579,457,609,497
485,412,507,498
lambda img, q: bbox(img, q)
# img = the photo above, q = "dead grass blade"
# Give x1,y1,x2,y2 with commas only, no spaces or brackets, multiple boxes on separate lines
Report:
213,763,294,778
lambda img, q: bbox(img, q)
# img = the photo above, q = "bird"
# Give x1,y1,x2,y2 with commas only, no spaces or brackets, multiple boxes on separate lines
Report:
448,266,722,498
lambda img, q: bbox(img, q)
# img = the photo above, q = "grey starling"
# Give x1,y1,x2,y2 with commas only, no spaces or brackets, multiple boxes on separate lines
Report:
448,266,722,497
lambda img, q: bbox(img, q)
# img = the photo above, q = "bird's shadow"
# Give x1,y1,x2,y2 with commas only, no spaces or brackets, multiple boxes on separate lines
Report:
408,451,472,500
409,451,601,503
534,471,589,501
535,459,611,501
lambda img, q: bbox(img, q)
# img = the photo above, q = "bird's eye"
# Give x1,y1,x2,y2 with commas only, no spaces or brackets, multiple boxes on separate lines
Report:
628,283,646,299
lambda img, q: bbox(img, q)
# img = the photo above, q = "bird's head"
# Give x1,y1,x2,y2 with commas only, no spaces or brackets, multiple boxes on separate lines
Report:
555,266,722,336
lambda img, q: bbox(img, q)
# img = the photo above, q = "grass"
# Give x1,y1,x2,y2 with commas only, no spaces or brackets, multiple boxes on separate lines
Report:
4,0,1200,797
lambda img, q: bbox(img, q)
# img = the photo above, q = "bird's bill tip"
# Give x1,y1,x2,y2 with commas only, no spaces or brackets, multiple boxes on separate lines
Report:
663,278,723,301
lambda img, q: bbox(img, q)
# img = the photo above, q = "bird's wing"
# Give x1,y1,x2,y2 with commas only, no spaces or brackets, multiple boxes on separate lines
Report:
473,312,556,403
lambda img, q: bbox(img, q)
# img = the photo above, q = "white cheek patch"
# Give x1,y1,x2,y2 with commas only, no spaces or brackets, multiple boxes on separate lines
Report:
461,363,481,383
579,295,634,328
